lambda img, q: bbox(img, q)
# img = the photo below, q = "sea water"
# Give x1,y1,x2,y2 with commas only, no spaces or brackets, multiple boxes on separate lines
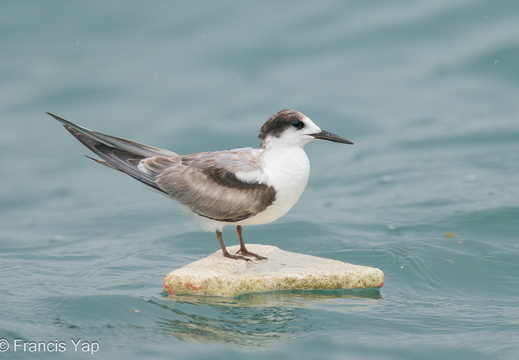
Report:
1,1,518,359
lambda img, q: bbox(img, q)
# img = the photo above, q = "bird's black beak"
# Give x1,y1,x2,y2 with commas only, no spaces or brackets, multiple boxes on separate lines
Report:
310,130,355,145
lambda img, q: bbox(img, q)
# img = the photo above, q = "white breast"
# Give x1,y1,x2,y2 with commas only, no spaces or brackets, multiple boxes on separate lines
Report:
237,146,310,226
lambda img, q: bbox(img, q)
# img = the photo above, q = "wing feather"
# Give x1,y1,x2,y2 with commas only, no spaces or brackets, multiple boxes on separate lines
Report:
49,112,275,223
145,149,276,222
47,112,178,157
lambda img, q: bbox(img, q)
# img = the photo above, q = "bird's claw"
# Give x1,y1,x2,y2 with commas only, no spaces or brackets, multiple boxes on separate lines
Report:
236,249,267,261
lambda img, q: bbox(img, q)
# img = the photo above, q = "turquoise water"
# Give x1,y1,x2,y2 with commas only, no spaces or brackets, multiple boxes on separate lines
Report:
1,1,519,359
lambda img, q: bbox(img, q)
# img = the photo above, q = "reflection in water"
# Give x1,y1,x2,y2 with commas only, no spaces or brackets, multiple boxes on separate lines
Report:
152,289,381,347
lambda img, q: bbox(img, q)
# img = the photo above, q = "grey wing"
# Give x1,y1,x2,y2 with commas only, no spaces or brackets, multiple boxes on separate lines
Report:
142,149,276,222
49,111,277,223
47,112,178,157
47,112,179,194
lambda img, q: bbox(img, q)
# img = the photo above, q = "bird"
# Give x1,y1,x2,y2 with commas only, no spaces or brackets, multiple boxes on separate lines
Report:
47,109,354,261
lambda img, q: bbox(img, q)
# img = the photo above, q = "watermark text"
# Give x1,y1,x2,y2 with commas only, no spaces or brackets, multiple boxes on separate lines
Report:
0,338,99,355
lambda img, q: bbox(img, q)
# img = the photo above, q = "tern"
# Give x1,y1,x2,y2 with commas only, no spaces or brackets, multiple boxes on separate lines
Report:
47,109,354,261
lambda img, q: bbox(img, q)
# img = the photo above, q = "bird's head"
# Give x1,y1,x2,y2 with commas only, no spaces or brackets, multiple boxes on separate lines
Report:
258,109,354,149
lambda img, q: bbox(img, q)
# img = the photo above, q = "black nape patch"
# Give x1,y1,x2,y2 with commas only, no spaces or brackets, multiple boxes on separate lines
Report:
258,109,305,143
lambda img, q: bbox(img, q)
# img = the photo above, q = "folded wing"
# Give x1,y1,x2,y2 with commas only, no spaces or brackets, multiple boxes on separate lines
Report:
143,149,276,222
49,113,275,223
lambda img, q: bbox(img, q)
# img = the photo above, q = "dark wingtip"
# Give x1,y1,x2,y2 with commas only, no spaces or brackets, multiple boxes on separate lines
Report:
45,112,68,124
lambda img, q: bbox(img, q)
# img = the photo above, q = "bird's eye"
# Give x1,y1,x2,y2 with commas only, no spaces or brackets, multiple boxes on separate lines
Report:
291,120,304,129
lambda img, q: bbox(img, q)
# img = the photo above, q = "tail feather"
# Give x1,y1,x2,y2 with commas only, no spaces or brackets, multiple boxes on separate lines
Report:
48,112,173,195
84,154,117,170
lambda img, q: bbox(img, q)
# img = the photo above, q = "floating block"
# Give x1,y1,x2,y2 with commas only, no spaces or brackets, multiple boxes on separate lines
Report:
163,244,384,297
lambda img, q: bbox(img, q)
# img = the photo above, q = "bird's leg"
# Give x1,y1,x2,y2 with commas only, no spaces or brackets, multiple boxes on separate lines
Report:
216,229,250,261
235,225,267,260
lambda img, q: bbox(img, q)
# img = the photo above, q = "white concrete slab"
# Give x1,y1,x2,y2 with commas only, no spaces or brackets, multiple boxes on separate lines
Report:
163,244,384,297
